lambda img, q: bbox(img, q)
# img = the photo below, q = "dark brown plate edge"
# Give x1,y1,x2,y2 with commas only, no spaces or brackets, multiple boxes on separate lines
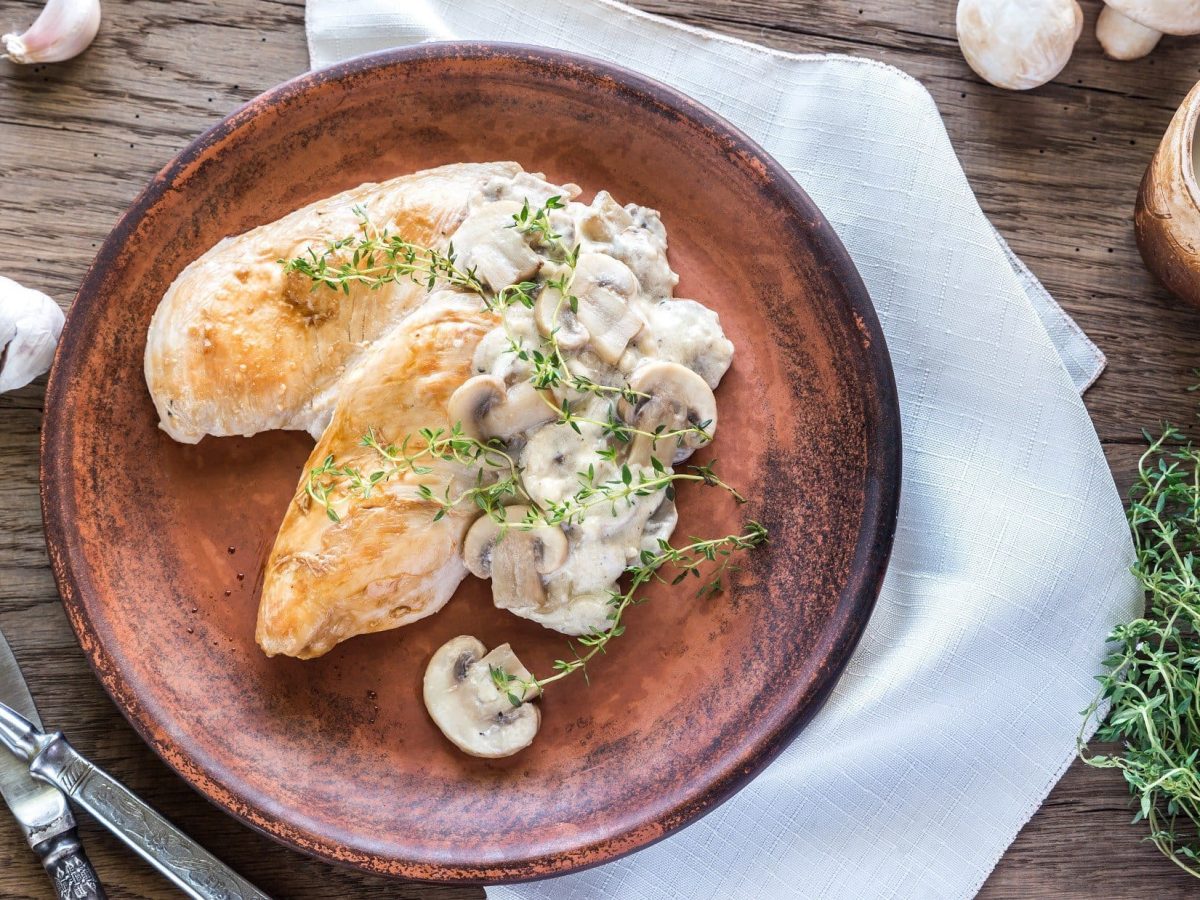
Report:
39,42,902,884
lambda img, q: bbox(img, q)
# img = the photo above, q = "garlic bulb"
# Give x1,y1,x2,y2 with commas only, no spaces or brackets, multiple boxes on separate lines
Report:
2,0,100,65
0,276,64,393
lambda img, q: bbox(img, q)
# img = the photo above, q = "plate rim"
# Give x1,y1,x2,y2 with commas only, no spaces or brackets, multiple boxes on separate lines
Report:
40,41,902,883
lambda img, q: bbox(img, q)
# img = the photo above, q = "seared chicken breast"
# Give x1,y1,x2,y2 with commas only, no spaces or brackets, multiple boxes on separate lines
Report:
144,162,521,443
256,292,497,659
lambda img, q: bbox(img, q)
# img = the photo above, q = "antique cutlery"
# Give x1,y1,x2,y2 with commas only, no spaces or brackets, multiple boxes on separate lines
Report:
0,628,269,900
0,628,103,899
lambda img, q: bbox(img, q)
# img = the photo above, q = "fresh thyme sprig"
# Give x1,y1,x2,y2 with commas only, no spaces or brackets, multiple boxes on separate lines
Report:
303,425,525,523
511,195,578,264
531,457,744,528
281,205,484,296
1080,425,1200,878
489,521,769,705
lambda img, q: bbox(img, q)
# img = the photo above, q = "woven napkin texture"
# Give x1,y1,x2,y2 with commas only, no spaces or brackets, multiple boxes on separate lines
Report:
308,2,1142,897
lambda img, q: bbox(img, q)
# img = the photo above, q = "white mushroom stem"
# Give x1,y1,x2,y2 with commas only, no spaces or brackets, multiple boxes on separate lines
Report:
0,276,64,393
533,286,588,350
463,506,568,612
619,361,718,466
446,374,556,443
423,635,541,758
955,0,1083,91
1097,5,1163,58
1097,0,1200,60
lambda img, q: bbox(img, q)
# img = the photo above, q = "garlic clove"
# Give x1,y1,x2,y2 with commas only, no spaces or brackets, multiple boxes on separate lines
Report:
2,0,101,65
1135,79,1200,309
0,276,64,393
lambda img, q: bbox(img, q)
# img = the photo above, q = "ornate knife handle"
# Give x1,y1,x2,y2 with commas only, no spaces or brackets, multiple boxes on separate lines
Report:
32,827,106,900
29,734,270,900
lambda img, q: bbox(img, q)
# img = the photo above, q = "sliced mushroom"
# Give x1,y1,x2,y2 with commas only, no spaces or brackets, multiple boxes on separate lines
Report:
447,375,556,442
533,285,589,350
423,635,541,758
618,361,717,466
520,422,595,505
577,191,634,242
451,201,542,291
640,495,679,554
570,253,645,365
573,251,639,299
955,0,1082,91
463,506,569,613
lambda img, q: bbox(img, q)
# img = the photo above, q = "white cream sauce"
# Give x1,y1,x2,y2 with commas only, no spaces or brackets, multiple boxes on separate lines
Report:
451,173,734,635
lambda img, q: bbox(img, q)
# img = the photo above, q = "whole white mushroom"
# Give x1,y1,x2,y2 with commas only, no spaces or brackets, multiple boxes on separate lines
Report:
956,0,1083,91
1096,0,1200,60
0,276,63,393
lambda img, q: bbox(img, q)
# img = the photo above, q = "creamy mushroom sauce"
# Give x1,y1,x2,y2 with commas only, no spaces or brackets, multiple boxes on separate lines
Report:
453,173,733,635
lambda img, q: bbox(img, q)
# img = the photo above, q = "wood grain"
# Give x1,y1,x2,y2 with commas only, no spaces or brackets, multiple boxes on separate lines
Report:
0,0,1195,896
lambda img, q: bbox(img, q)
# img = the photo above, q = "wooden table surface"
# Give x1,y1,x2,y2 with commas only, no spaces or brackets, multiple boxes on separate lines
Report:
1,0,1197,896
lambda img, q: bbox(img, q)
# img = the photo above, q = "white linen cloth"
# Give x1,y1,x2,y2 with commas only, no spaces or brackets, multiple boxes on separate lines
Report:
308,3,1142,897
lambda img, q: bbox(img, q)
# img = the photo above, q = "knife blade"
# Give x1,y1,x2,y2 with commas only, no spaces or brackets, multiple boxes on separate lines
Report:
0,628,104,899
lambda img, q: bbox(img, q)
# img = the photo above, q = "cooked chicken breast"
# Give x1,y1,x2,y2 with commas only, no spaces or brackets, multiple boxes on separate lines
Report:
257,292,498,659
144,161,522,443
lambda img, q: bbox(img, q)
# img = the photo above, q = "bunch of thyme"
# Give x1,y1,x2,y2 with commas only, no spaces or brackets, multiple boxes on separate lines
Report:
1081,425,1200,878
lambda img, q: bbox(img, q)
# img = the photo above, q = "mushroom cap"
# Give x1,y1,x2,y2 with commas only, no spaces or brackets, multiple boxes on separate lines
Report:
534,286,589,350
452,201,543,291
485,381,557,440
462,505,569,579
620,360,718,450
570,253,645,365
573,252,639,300
1096,5,1164,59
447,375,556,443
423,635,541,758
1105,0,1200,35
447,374,505,441
956,0,1082,91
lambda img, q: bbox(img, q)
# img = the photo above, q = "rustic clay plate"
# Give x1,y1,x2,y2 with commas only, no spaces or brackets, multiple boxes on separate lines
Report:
41,44,900,882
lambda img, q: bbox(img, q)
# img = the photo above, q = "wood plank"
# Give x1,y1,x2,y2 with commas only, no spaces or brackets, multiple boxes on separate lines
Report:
0,0,1197,895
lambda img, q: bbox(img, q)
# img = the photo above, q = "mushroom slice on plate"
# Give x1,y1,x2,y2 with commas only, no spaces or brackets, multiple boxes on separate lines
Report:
452,201,542,291
446,374,557,443
955,0,1082,90
619,360,718,466
570,253,645,365
533,285,589,350
463,505,569,612
423,635,541,758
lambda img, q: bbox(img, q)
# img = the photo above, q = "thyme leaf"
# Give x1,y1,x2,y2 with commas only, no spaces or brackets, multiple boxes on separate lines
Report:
1081,424,1200,878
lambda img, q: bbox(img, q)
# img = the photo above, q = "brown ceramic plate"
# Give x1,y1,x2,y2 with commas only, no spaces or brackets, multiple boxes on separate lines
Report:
41,44,900,882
